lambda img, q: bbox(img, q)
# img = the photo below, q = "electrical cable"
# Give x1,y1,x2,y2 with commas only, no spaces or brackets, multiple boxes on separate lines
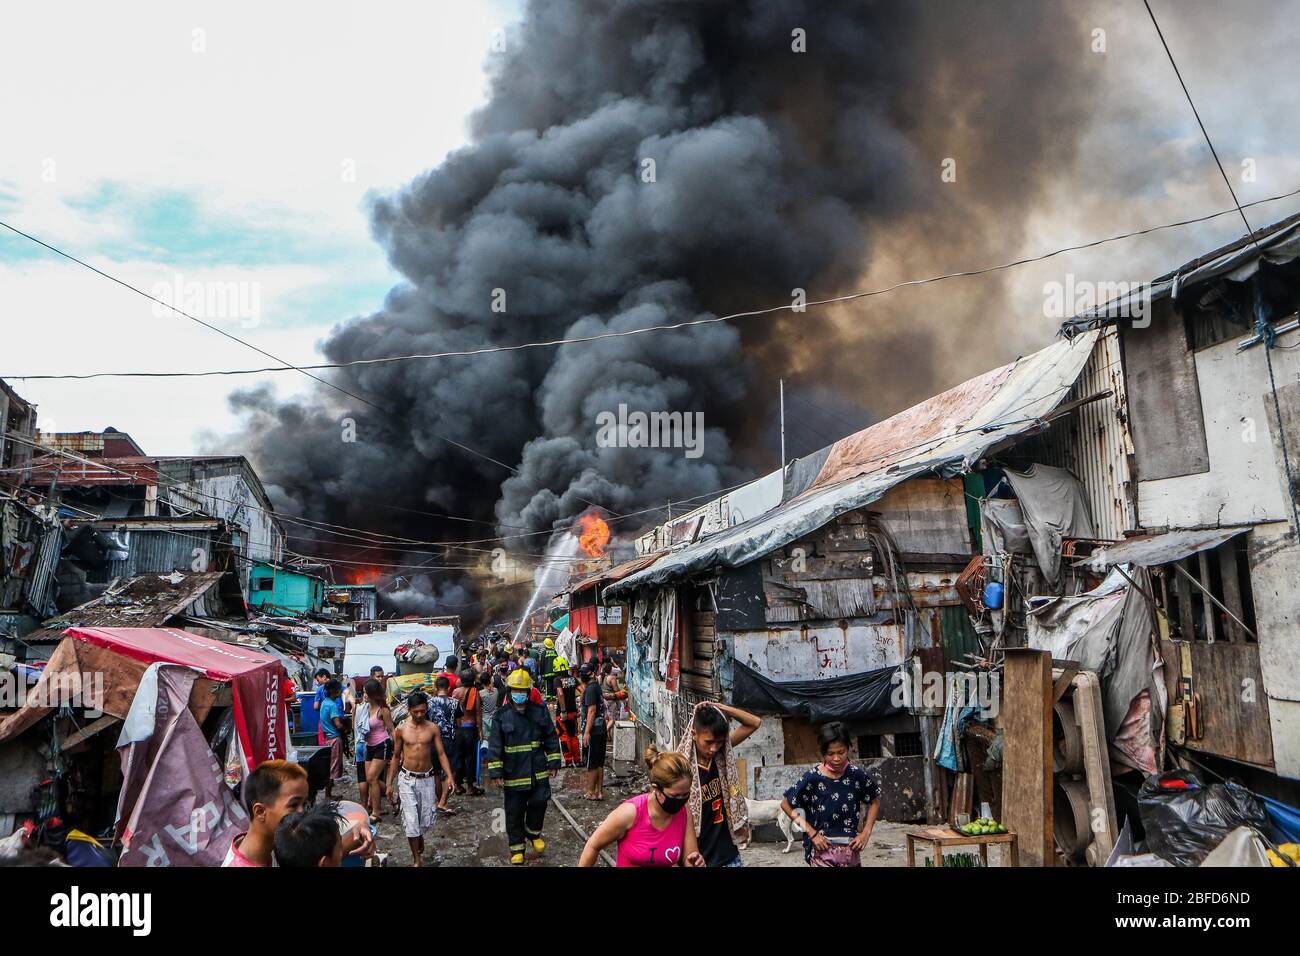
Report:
7,183,1300,382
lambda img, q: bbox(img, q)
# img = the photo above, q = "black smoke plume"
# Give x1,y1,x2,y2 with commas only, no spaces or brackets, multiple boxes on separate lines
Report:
221,0,1100,623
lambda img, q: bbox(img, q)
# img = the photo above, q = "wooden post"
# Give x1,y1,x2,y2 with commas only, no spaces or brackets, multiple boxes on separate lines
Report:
1001,648,1053,867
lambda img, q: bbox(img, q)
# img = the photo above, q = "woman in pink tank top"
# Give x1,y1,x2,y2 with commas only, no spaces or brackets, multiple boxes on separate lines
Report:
578,747,704,867
360,679,396,824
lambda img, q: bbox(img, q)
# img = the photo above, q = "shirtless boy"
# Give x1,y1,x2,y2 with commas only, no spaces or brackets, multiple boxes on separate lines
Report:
386,691,455,866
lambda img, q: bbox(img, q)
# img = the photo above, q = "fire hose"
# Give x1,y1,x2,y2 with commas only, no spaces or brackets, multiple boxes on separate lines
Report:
550,793,616,867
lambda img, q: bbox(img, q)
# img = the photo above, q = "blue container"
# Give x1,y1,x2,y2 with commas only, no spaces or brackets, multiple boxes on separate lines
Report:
983,581,1004,610
297,691,320,735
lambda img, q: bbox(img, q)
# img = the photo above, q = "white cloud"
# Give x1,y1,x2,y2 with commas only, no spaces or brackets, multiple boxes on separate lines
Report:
1,1,519,453
1,2,514,237
2,258,348,455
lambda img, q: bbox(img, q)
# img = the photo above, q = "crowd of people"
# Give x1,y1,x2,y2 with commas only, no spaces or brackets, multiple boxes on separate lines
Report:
222,636,880,868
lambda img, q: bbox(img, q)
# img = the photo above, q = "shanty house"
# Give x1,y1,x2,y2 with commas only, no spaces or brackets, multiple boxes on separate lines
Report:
0,493,63,636
1063,211,1300,794
24,454,286,602
0,379,38,491
249,561,326,617
608,329,1130,820
323,583,378,623
564,553,663,663
35,427,147,459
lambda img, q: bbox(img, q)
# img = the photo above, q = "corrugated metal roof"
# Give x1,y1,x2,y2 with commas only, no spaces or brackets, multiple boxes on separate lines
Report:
570,552,666,594
83,523,225,585
26,570,234,642
608,331,1100,595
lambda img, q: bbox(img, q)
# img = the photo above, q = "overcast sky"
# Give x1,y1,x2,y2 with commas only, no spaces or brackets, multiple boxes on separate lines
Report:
4,0,1300,458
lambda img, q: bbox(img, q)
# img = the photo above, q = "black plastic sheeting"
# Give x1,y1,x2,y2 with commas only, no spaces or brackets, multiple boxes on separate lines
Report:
732,660,903,723
1137,769,1269,866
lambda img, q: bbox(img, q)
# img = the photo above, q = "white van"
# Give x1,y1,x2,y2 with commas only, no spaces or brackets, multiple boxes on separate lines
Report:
342,623,458,684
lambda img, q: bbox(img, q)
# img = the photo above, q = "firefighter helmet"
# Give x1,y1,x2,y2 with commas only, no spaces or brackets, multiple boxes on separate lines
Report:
506,668,534,690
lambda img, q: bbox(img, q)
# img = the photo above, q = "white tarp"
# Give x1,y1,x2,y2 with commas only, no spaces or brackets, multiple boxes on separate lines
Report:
1004,464,1096,590
1075,527,1246,572
554,627,576,666
1199,826,1273,867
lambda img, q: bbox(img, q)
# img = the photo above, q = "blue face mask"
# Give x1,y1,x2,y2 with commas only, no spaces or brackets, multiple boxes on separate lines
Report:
511,691,529,705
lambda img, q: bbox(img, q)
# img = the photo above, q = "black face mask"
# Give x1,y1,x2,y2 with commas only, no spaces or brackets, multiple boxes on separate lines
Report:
656,789,688,815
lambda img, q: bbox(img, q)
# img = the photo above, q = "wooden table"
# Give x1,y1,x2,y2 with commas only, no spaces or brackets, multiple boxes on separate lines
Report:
905,825,1019,867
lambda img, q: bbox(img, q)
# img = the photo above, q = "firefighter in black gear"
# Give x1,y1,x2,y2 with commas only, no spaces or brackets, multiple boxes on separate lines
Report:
488,668,562,864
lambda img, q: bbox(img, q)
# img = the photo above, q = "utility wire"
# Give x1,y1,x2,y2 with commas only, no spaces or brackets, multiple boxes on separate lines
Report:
5,432,605,550
7,184,1300,383
4,431,758,572
0,218,596,512
1141,0,1257,247
1141,0,1300,539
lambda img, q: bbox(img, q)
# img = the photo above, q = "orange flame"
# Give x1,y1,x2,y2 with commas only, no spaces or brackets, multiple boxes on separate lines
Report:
347,565,387,585
575,512,610,557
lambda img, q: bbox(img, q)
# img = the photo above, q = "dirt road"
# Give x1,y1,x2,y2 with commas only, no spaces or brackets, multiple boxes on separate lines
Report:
334,766,916,867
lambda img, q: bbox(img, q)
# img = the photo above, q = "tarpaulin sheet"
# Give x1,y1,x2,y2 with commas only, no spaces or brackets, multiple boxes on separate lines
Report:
732,660,902,723
980,497,1032,556
1003,464,1095,590
66,626,287,767
608,331,1099,596
116,664,249,866
1027,568,1164,773
1261,794,1300,844
0,635,223,746
1074,527,1246,572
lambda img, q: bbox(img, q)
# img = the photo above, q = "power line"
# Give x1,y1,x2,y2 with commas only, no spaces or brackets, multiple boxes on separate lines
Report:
1141,0,1257,246
0,218,587,510
4,432,762,572
1141,0,1300,541
6,183,1300,384
5,433,593,550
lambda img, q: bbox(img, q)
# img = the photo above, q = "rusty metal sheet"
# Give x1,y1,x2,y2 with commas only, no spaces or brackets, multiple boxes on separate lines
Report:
27,570,230,642
811,361,1014,491
570,551,666,595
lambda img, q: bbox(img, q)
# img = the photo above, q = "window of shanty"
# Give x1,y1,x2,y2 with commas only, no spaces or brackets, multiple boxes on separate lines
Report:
1156,537,1257,643
892,732,924,757
857,735,883,758
1185,264,1300,351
